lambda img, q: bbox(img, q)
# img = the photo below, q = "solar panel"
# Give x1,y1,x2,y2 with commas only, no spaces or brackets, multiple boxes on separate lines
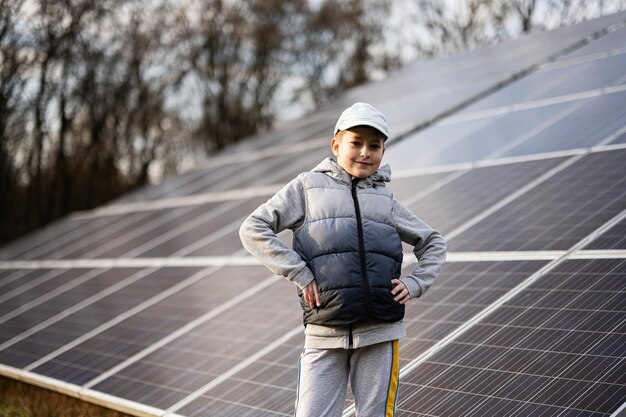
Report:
448,149,626,251
395,258,626,417
0,10,625,417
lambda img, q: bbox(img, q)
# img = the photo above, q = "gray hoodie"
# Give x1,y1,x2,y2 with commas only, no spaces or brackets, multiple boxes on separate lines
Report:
239,157,447,349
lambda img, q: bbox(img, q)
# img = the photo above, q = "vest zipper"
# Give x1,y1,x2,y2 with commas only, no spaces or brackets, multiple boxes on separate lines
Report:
351,178,372,320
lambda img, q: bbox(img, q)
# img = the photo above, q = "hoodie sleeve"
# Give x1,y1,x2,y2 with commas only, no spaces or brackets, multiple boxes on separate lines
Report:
239,175,314,289
393,199,447,298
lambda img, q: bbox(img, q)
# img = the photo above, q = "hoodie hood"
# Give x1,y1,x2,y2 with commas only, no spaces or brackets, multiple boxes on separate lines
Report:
311,157,391,187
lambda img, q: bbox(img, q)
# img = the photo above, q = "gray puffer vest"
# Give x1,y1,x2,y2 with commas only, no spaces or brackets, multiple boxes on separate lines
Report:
294,158,405,326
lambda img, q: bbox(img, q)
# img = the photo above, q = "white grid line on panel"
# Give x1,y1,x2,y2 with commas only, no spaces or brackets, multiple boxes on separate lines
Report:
0,251,593,271
1,250,624,271
445,251,566,262
569,250,626,259
0,363,165,417
82,274,280,389
22,266,222,371
163,326,302,415
342,208,626,417
0,268,155,351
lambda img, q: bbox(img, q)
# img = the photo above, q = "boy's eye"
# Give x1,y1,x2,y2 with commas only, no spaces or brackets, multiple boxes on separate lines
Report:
351,141,360,146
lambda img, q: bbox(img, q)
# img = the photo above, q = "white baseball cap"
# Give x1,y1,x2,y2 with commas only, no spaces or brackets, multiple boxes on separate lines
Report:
334,102,389,138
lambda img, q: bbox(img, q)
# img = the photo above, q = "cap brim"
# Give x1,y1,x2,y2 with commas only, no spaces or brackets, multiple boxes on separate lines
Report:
335,120,389,138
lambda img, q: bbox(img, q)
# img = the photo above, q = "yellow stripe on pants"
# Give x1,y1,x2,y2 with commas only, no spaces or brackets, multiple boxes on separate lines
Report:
386,340,400,417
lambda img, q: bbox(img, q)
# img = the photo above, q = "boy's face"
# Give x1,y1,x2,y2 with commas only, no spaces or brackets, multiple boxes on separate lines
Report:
331,126,385,178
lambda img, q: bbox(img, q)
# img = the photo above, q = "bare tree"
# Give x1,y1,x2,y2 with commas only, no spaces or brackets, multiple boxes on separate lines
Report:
402,0,624,59
290,0,395,109
0,0,31,242
175,0,309,152
1,0,185,245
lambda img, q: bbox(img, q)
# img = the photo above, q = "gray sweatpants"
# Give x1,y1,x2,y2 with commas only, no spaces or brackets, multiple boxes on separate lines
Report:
294,340,399,417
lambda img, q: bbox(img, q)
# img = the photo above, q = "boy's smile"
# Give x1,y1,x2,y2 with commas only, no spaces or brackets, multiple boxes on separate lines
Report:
331,126,385,178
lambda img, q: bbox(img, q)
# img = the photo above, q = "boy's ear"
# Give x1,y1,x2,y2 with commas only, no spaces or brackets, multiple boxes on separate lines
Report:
331,136,340,156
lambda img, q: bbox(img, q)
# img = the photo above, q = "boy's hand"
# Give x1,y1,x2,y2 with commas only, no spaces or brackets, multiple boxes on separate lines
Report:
391,279,410,304
303,279,321,309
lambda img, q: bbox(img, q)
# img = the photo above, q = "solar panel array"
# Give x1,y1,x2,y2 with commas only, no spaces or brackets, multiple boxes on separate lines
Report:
1,11,625,417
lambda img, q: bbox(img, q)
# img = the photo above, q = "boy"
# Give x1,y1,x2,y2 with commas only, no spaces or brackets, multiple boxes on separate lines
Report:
239,102,447,417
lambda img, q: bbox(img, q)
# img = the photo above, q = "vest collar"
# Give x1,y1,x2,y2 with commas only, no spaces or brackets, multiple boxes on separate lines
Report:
311,157,391,188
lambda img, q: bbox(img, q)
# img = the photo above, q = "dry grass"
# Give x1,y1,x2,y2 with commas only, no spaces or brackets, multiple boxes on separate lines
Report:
0,376,134,417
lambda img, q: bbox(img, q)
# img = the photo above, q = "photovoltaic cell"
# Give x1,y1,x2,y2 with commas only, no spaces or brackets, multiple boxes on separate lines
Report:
137,197,267,257
416,102,581,166
0,215,111,261
532,53,626,100
559,25,626,58
30,266,269,386
449,148,626,251
383,118,493,171
0,269,62,302
0,269,133,343
464,50,626,113
92,204,224,259
463,58,594,112
56,210,173,259
583,216,626,249
395,258,626,417
92,280,301,409
0,268,199,369
401,156,567,235
499,91,626,158
610,130,626,144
